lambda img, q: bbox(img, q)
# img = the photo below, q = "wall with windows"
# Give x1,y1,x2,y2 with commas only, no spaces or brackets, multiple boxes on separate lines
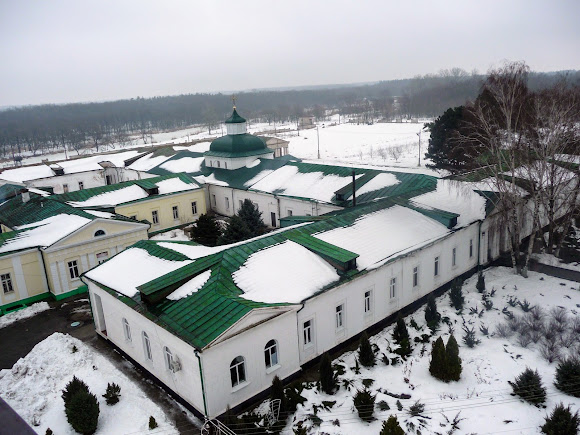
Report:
117,189,206,232
296,223,481,364
0,249,48,308
205,154,273,171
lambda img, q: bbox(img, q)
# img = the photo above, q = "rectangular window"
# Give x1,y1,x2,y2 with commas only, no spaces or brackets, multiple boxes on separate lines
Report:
303,320,313,346
434,256,440,277
452,247,457,267
191,201,198,215
413,266,419,287
335,304,344,329
224,162,228,169
270,212,276,227
122,318,132,341
129,215,137,220
469,239,473,258
152,210,159,224
1,273,14,294
212,195,216,207
78,181,84,190
364,290,372,313
96,252,109,264
68,260,79,280
105,175,113,185
389,277,397,298
225,197,230,210
287,209,293,217
63,184,69,193
172,205,179,220
217,161,220,168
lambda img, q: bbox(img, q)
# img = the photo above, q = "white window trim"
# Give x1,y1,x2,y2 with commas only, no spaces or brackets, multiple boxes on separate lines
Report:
264,339,279,370
67,260,80,281
152,210,159,225
142,332,153,362
335,303,345,331
172,205,179,220
191,201,198,215
452,247,457,268
303,318,314,348
434,256,440,277
163,346,175,372
1,273,14,294
230,356,247,389
389,277,397,299
412,265,420,288
364,289,373,315
122,318,132,342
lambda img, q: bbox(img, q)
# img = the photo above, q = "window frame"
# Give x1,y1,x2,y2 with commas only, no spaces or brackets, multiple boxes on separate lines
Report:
469,239,474,258
452,247,457,267
191,201,198,215
264,339,279,369
412,265,419,287
163,346,174,371
225,197,230,210
142,331,153,362
152,210,159,225
1,273,14,294
78,181,84,190
303,319,313,347
94,229,105,237
230,356,246,387
434,256,440,277
335,304,345,330
63,183,69,193
389,277,397,299
96,251,109,264
364,290,372,314
172,205,179,220
122,318,132,342
67,260,80,280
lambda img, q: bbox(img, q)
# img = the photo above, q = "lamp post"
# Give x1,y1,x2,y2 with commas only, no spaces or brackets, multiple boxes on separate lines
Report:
317,125,320,159
417,130,422,166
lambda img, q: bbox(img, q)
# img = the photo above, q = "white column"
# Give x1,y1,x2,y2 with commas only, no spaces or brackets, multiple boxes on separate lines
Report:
58,261,69,293
49,262,62,294
11,256,29,299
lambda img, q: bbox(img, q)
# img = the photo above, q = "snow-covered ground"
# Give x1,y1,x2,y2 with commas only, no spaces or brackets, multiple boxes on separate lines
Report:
0,333,179,434
532,253,580,273
0,302,51,329
274,267,580,434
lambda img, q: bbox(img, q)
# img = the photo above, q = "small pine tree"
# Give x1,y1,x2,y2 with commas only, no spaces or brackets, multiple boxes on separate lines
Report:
429,336,447,381
445,335,462,382
380,415,405,435
62,376,89,405
449,278,465,310
190,213,222,246
392,315,412,359
217,215,252,245
509,368,546,406
319,353,336,394
425,295,441,331
45,429,53,435
102,382,121,405
222,405,238,430
554,357,580,398
358,332,376,367
149,416,158,430
270,375,287,413
541,403,580,434
476,272,486,293
65,389,100,435
238,199,267,237
353,389,376,422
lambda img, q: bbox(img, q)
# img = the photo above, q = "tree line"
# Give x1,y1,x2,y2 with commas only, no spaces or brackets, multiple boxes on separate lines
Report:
0,68,577,160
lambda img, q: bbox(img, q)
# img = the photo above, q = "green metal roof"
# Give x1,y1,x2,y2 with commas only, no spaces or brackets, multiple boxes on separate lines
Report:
207,134,269,156
285,232,358,266
225,108,246,124
0,197,97,228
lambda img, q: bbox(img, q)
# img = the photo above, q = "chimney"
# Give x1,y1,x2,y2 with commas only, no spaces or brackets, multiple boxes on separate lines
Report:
352,170,356,207
21,189,30,203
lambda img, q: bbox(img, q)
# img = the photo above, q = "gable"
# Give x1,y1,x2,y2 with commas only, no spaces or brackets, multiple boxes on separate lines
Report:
50,219,147,249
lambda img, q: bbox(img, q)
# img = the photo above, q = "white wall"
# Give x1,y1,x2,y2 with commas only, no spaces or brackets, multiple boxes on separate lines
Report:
205,154,273,171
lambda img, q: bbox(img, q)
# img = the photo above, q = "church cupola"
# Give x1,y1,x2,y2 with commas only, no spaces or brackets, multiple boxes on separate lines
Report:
225,107,247,135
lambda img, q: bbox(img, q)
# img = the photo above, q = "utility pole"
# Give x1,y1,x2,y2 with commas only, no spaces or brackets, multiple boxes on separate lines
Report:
317,126,320,159
417,130,422,166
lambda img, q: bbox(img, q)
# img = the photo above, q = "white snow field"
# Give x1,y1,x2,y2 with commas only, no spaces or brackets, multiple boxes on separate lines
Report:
276,267,580,434
0,333,179,435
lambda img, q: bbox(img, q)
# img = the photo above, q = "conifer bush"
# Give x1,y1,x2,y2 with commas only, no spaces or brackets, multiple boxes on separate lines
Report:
238,199,267,237
429,336,447,381
65,389,100,435
270,375,287,413
62,376,89,405
541,403,580,434
509,368,546,406
392,315,412,359
358,332,376,367
190,213,222,246
449,278,465,310
425,295,441,331
102,382,121,405
149,416,158,430
319,353,336,394
476,272,485,293
353,389,375,422
380,415,405,435
445,335,462,381
554,357,580,397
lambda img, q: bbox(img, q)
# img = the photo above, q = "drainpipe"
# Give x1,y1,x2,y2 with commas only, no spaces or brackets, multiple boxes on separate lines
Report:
194,350,209,417
275,194,281,227
477,220,483,271
38,248,52,294
231,188,235,216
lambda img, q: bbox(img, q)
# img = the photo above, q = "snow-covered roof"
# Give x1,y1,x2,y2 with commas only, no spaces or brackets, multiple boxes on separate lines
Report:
159,156,205,173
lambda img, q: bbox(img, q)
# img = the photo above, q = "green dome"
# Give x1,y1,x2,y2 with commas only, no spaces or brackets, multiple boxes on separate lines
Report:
225,108,246,124
206,133,270,157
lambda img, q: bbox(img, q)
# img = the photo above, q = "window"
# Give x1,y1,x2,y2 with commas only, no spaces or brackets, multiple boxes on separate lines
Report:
142,332,153,361
287,209,293,217
105,175,113,185
94,229,105,237
1,273,14,294
191,201,198,215
264,339,278,368
230,356,246,387
63,183,69,193
68,260,80,280
469,239,473,258
78,181,84,190
303,320,313,346
413,266,419,287
172,205,179,220
224,162,228,169
129,215,137,220
225,197,230,210
164,346,174,371
122,318,131,341
389,277,397,298
434,256,440,277
96,252,108,264
152,210,159,225
217,161,220,168
364,290,372,313
452,248,457,267
212,195,216,207
335,304,344,329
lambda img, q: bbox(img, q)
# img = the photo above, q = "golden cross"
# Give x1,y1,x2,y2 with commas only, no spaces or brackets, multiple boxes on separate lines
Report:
232,94,237,109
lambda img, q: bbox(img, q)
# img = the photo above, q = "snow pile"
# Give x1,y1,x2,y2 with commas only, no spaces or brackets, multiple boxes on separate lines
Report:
159,156,205,173
411,179,486,227
245,159,261,168
0,333,176,434
166,270,212,300
84,247,192,297
58,151,140,174
68,185,148,207
250,165,361,203
194,173,229,186
0,302,51,329
0,165,55,183
355,172,400,196
174,141,212,153
243,169,274,187
128,153,172,171
284,268,580,434
84,210,115,219
150,229,191,242
233,240,340,303
156,177,198,195
315,205,450,269
0,214,91,253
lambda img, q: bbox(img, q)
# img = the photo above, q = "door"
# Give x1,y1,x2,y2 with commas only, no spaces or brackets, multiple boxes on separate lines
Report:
271,212,276,227
93,293,107,336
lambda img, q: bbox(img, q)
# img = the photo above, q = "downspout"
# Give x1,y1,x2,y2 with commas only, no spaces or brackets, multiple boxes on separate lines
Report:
38,248,52,294
231,187,235,216
194,350,209,417
477,220,483,271
275,194,281,227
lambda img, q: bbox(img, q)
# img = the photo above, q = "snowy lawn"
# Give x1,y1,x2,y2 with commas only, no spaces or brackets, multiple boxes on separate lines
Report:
277,267,580,434
0,302,51,329
0,333,178,434
150,228,191,242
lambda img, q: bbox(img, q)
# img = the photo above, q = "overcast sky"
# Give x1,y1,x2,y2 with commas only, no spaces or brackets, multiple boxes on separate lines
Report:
1,0,579,107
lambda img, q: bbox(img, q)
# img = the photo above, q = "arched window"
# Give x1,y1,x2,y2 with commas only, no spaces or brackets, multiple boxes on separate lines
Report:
163,346,174,371
122,318,131,342
142,332,153,361
264,339,278,368
230,356,246,387
94,230,105,237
